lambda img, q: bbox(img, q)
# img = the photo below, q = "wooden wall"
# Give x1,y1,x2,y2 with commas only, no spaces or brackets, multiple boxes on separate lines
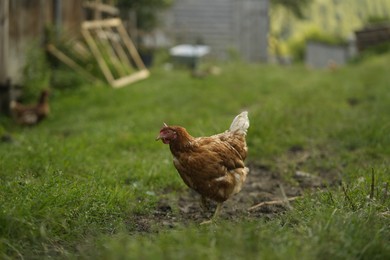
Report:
164,0,269,62
2,0,84,86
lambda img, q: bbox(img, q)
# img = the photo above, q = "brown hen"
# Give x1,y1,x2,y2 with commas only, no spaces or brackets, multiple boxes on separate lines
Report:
156,111,249,224
10,89,50,126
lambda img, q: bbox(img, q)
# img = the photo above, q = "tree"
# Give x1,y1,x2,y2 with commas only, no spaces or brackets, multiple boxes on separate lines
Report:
271,0,313,19
116,0,172,31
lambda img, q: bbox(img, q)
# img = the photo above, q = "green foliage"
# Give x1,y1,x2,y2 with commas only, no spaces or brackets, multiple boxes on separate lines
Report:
287,26,346,61
0,53,389,258
352,42,390,63
271,0,314,19
116,0,173,31
270,0,390,58
50,67,88,91
21,41,51,101
47,39,104,90
365,15,390,25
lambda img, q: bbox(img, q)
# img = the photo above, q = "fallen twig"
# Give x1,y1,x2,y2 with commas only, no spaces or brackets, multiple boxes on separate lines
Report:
248,196,301,211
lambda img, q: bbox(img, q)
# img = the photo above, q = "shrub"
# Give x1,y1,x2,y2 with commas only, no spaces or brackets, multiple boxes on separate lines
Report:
287,27,346,61
21,41,51,101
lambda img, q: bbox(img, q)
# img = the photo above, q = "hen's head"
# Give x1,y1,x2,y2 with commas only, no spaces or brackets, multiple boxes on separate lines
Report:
156,124,178,144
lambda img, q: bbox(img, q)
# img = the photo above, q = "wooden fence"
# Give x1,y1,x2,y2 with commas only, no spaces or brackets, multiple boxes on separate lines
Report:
355,23,390,52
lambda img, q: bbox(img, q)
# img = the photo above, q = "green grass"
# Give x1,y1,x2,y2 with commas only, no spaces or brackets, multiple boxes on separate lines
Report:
1,54,390,259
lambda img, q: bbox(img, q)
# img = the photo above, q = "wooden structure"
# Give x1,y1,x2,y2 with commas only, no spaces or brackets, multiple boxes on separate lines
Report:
355,23,390,52
162,0,269,62
1,0,148,92
81,18,149,88
1,0,84,113
48,1,149,88
1,0,9,86
1,0,84,87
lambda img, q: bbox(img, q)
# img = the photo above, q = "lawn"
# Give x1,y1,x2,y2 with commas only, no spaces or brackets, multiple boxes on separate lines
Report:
1,54,389,259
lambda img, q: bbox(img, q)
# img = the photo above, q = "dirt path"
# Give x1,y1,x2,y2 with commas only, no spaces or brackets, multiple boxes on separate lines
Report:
131,150,341,232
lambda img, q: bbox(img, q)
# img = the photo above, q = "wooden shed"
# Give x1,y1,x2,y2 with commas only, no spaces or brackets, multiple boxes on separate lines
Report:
355,23,390,52
0,0,84,87
162,0,269,62
0,0,84,113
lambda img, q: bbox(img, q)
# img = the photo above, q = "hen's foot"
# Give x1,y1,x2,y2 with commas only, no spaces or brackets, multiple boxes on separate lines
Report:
199,202,223,225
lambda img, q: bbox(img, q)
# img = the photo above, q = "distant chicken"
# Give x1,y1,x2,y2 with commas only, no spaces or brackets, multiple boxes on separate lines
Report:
156,111,250,224
10,89,50,126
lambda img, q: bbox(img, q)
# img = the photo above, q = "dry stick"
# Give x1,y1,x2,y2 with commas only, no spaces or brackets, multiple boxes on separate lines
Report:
46,44,100,83
248,196,301,211
370,168,375,200
248,188,331,211
379,211,390,217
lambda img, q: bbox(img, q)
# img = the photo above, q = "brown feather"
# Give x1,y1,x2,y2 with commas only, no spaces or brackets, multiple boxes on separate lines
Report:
10,90,50,126
158,113,249,204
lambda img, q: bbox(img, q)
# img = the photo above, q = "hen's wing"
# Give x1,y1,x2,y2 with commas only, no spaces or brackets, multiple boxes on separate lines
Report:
213,131,248,161
173,136,248,201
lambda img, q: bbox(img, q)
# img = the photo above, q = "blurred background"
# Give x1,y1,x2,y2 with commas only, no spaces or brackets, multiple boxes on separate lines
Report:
1,0,389,105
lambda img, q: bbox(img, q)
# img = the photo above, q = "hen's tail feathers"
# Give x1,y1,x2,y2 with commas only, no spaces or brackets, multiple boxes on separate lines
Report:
229,111,249,135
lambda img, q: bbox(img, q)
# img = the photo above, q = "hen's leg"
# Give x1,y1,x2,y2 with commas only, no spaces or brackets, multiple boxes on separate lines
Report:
200,196,209,212
200,202,223,225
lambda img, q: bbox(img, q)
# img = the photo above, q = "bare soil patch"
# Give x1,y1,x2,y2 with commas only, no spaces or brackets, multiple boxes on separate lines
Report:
130,149,341,232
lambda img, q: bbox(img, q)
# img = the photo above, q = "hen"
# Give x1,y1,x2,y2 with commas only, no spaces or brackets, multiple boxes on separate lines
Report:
156,111,249,224
10,89,50,126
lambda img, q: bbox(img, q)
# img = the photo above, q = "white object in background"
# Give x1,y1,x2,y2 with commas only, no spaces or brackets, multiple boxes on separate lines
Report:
169,44,210,58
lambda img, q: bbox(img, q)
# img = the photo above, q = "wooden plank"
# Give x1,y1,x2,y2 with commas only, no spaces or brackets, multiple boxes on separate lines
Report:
116,21,146,70
83,1,119,16
112,70,150,88
81,18,149,87
95,26,127,77
108,27,132,69
82,18,121,29
71,41,91,61
355,25,390,52
81,27,115,85
94,0,102,20
46,44,100,83
0,0,9,84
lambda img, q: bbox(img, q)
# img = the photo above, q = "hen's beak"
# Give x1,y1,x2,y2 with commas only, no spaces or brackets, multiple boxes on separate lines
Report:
156,123,168,141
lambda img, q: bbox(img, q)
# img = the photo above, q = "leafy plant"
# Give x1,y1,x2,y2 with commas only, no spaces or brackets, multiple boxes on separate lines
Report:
271,0,314,19
21,41,51,101
365,15,390,25
116,0,173,31
287,26,346,61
